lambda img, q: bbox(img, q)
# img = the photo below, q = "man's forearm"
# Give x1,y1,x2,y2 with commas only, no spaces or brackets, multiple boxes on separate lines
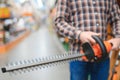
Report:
55,17,81,41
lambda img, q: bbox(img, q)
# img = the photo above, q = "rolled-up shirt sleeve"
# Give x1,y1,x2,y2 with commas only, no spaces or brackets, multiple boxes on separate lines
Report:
109,0,120,38
54,0,81,40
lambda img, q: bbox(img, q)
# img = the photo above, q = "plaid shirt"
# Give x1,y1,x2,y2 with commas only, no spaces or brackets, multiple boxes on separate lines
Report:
55,0,120,54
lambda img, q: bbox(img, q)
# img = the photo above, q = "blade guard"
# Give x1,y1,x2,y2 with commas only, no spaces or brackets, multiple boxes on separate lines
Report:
82,36,112,62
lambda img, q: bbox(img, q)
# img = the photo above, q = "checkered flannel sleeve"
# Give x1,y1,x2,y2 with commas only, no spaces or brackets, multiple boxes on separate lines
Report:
54,0,81,40
109,0,120,38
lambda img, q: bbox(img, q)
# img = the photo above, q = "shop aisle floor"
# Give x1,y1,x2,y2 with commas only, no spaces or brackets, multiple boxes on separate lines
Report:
0,25,70,80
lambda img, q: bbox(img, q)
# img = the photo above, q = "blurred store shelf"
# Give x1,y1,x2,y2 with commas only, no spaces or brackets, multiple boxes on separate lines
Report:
0,0,70,80
0,25,70,80
0,30,30,53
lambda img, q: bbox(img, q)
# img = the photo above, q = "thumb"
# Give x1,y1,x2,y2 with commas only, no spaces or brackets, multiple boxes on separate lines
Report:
107,40,118,50
111,45,119,51
94,33,101,36
91,33,101,37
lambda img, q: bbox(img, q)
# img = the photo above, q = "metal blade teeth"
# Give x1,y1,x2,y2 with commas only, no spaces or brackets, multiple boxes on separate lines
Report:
3,53,81,74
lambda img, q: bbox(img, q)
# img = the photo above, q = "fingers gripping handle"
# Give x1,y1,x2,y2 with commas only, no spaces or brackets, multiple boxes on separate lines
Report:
82,36,112,62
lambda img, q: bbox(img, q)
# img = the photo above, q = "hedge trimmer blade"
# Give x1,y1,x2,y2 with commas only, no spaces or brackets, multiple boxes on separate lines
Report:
1,53,85,73
1,36,112,73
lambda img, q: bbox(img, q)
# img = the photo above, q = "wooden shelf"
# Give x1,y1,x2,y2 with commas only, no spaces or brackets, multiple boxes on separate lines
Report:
0,30,30,53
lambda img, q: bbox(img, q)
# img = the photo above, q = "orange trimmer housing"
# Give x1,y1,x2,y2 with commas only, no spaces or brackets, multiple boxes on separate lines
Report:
81,36,112,62
82,41,112,62
93,41,112,58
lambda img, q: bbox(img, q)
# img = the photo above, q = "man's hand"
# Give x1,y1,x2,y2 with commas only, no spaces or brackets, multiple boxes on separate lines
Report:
108,38,120,50
80,31,101,44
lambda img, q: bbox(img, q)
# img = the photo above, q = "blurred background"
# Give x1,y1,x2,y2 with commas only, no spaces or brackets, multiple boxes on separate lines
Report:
0,0,119,80
0,0,70,80
0,0,56,44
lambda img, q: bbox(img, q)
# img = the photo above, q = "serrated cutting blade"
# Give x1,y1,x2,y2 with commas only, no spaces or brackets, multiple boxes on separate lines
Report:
1,53,86,73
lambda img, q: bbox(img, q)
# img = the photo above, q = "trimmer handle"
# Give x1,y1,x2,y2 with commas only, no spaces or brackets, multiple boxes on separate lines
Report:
92,36,112,62
82,36,112,62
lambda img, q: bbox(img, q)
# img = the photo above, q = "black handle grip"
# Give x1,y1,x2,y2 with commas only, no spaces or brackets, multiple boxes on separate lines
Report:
92,36,108,61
